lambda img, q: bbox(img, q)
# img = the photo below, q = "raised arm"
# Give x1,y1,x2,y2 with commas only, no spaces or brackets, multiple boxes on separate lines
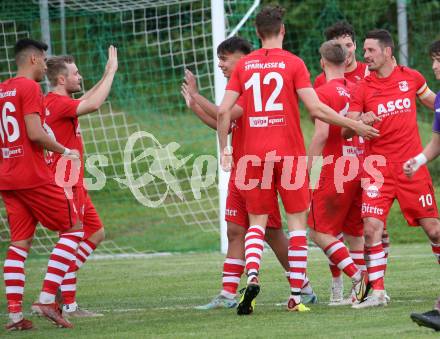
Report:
181,83,217,130
76,45,118,116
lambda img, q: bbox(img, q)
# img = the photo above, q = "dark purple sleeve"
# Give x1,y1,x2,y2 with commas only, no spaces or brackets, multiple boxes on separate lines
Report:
433,92,440,133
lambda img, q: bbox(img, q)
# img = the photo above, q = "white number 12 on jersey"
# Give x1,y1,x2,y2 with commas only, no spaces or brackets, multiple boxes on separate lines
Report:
245,72,284,112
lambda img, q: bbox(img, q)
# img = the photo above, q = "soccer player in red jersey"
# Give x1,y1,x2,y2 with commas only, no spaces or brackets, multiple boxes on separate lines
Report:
43,46,118,317
406,39,440,331
314,22,368,89
345,29,440,308
217,5,377,314
181,37,317,309
307,41,367,306
1,39,84,330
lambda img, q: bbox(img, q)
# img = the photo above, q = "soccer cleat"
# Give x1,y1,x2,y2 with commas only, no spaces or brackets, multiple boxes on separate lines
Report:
330,279,344,303
287,297,311,312
237,283,259,315
352,289,387,309
411,310,440,331
329,297,352,306
31,302,73,328
301,292,318,305
5,318,33,331
63,307,104,318
351,272,369,304
194,294,237,310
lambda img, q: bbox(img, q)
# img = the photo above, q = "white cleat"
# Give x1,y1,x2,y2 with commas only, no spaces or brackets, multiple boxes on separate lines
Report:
329,297,352,306
352,290,387,309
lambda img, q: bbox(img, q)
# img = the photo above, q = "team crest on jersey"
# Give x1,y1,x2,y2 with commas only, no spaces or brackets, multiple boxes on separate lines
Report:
398,80,409,92
365,185,380,198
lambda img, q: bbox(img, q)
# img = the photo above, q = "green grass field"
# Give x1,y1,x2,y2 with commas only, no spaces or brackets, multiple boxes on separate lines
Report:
0,243,439,338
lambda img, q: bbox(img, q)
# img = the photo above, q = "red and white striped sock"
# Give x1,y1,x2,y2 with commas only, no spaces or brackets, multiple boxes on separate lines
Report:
284,272,313,294
4,245,28,319
220,257,245,299
288,230,308,304
365,242,386,290
324,241,360,280
245,225,265,283
382,231,390,274
39,230,84,304
328,233,343,279
61,239,97,306
349,250,366,272
431,242,440,264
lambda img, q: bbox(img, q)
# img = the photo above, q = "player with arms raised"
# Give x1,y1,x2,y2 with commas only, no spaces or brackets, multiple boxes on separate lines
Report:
345,30,440,308
43,46,118,317
218,5,377,314
1,39,84,330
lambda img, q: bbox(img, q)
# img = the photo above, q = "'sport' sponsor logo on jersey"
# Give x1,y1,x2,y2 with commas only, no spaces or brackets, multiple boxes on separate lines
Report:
268,115,285,126
1,146,23,159
249,116,285,127
377,98,411,115
362,203,384,215
365,184,380,198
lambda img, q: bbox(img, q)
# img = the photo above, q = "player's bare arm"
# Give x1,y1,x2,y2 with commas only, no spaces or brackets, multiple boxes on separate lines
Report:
76,45,118,116
184,69,243,121
24,114,79,158
217,90,239,171
342,111,381,139
418,89,436,110
181,83,217,130
307,118,329,173
297,87,379,139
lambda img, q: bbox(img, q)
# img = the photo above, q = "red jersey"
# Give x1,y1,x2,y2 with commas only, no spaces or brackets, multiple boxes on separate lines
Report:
349,66,427,162
227,48,311,159
314,61,368,89
317,78,363,179
44,92,84,187
0,77,53,190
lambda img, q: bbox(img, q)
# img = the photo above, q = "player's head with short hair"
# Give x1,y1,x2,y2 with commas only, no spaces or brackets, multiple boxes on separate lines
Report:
217,37,252,78
430,40,440,80
319,40,347,66
363,29,394,71
324,21,357,67
46,55,83,93
14,38,48,81
255,5,285,40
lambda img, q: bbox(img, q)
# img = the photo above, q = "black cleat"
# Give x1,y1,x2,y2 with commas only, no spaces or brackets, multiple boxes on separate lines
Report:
411,310,440,331
237,284,260,315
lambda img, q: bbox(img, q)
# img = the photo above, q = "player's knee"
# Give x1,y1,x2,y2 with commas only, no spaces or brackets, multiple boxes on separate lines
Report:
11,238,33,250
227,223,246,243
423,219,440,243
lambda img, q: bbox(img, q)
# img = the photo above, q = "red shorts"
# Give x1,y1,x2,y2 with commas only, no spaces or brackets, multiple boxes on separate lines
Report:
225,174,281,229
1,184,78,242
73,186,104,238
361,162,439,226
236,158,310,215
308,176,363,237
